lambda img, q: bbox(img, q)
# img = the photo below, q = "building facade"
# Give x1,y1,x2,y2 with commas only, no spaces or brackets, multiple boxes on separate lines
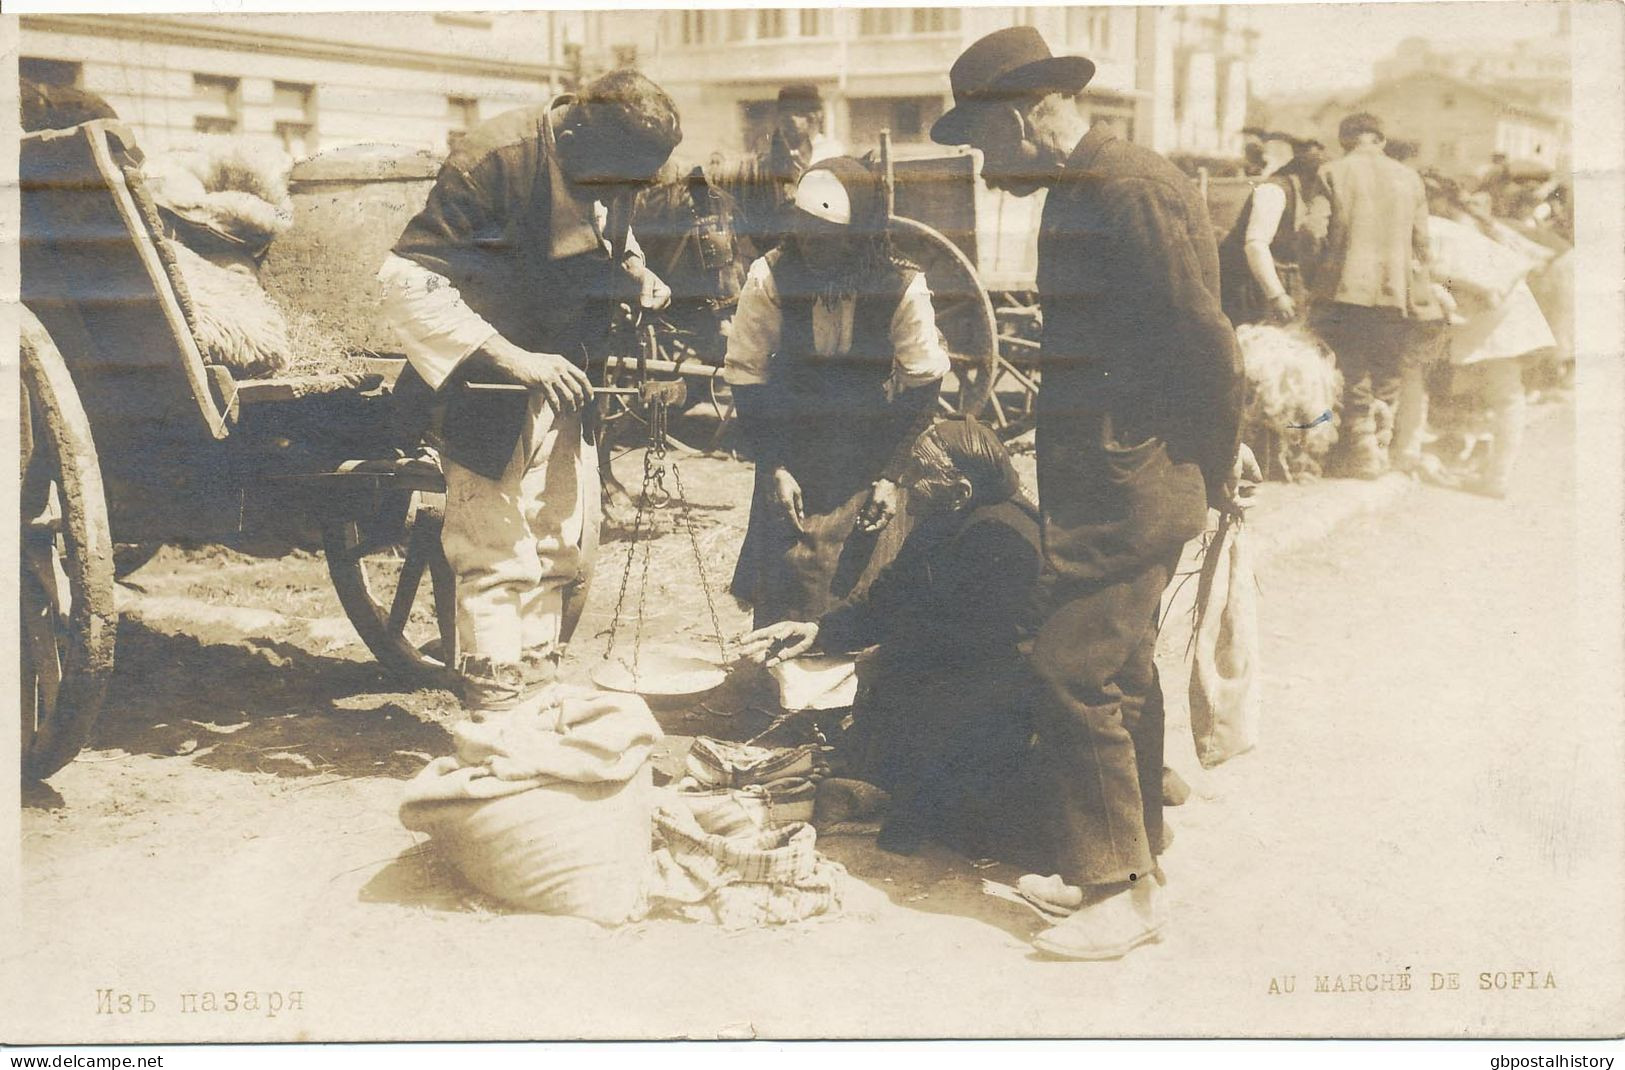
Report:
581,6,1255,165
18,8,1261,167
1372,31,1571,120
18,12,578,157
1338,71,1567,176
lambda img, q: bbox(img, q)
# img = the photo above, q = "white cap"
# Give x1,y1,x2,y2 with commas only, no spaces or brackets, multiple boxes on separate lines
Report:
792,169,852,226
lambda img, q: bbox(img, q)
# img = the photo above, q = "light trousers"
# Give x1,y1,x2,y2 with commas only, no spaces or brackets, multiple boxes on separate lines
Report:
440,396,601,712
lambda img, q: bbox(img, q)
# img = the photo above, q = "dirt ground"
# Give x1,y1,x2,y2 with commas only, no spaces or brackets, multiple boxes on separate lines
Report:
11,403,1621,1041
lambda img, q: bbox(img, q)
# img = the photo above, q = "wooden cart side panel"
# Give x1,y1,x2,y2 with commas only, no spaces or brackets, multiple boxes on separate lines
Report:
889,149,1042,293
21,121,230,450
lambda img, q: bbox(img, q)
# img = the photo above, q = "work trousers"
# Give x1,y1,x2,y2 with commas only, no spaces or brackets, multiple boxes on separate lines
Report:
1315,303,1421,477
1029,399,1207,889
1030,553,1178,888
440,396,600,714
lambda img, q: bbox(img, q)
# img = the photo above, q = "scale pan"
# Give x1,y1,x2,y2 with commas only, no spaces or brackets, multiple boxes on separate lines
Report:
591,646,728,697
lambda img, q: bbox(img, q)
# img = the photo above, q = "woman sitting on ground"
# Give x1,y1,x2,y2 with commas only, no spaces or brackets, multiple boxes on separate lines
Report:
736,418,1047,859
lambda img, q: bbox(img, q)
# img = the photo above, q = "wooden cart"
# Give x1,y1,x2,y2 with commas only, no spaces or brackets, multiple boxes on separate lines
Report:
19,121,460,781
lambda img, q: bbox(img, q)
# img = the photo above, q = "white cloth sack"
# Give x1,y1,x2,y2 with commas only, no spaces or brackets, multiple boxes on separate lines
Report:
1189,515,1262,767
400,686,660,925
770,655,859,711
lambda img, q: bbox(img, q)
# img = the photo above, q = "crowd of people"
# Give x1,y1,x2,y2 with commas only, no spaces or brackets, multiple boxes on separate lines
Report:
1227,116,1573,496
365,24,1574,960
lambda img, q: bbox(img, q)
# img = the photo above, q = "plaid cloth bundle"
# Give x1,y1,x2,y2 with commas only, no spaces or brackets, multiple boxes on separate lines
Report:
684,737,820,787
648,802,846,928
683,736,825,827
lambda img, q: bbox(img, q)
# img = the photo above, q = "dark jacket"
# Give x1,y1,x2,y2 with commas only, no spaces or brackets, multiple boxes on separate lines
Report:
391,98,626,476
1036,126,1244,497
819,497,1043,660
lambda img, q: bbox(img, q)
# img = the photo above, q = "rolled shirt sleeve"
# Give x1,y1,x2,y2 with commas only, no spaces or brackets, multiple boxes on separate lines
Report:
723,255,781,387
376,252,499,391
1242,182,1289,300
889,271,952,390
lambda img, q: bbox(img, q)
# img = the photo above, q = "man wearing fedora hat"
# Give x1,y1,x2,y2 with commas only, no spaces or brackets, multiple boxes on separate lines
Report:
713,83,834,260
933,26,1251,960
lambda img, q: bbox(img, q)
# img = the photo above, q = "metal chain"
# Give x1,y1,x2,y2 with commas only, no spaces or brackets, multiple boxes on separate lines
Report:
631,449,662,685
602,391,731,681
669,459,728,664
603,451,652,667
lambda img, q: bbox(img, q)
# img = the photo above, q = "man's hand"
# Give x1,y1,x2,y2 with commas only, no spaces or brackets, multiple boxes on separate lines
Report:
1268,292,1297,323
734,620,820,667
1222,442,1264,515
622,256,672,311
771,466,806,532
479,337,593,413
856,478,899,533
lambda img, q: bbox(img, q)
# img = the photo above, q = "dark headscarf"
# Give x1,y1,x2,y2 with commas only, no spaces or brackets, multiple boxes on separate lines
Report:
911,417,1035,515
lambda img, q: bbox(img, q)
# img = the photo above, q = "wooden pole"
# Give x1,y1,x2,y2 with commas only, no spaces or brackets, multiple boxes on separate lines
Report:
879,128,896,220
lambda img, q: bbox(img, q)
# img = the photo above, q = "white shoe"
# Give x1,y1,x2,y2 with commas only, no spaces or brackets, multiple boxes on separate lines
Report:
1032,880,1165,961
1015,873,1084,918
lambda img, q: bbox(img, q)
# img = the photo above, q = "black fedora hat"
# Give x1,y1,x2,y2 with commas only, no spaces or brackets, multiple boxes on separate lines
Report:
931,26,1095,146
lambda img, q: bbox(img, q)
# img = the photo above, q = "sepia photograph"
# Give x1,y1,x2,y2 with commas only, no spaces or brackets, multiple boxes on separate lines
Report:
2,0,1622,1051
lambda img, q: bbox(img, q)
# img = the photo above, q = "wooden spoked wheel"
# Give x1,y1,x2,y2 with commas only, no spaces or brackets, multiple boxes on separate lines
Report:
19,308,117,782
992,290,1044,440
322,486,458,687
888,216,999,422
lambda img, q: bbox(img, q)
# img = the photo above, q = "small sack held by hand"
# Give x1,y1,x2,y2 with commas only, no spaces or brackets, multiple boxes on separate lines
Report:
1189,514,1262,767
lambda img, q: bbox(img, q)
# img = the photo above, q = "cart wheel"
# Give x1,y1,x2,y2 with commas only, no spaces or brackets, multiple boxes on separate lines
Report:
19,308,117,782
322,489,458,687
889,216,998,421
993,290,1044,441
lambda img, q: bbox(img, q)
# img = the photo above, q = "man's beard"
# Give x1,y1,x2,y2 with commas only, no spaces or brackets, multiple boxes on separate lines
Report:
786,237,878,305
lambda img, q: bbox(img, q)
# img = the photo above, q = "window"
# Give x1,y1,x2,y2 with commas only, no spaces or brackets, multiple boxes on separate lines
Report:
859,9,898,36
864,8,958,35
800,10,826,37
740,99,777,152
1067,9,1112,50
193,73,241,135
678,10,706,45
727,10,751,41
757,9,787,39
21,57,82,87
910,8,958,33
447,96,479,152
847,95,946,145
271,81,316,156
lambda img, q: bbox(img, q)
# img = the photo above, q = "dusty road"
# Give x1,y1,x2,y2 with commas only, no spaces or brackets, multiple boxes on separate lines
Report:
10,403,1620,1040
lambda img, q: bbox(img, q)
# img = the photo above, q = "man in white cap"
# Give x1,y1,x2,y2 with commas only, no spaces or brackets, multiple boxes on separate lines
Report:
723,157,950,713
933,27,1254,960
